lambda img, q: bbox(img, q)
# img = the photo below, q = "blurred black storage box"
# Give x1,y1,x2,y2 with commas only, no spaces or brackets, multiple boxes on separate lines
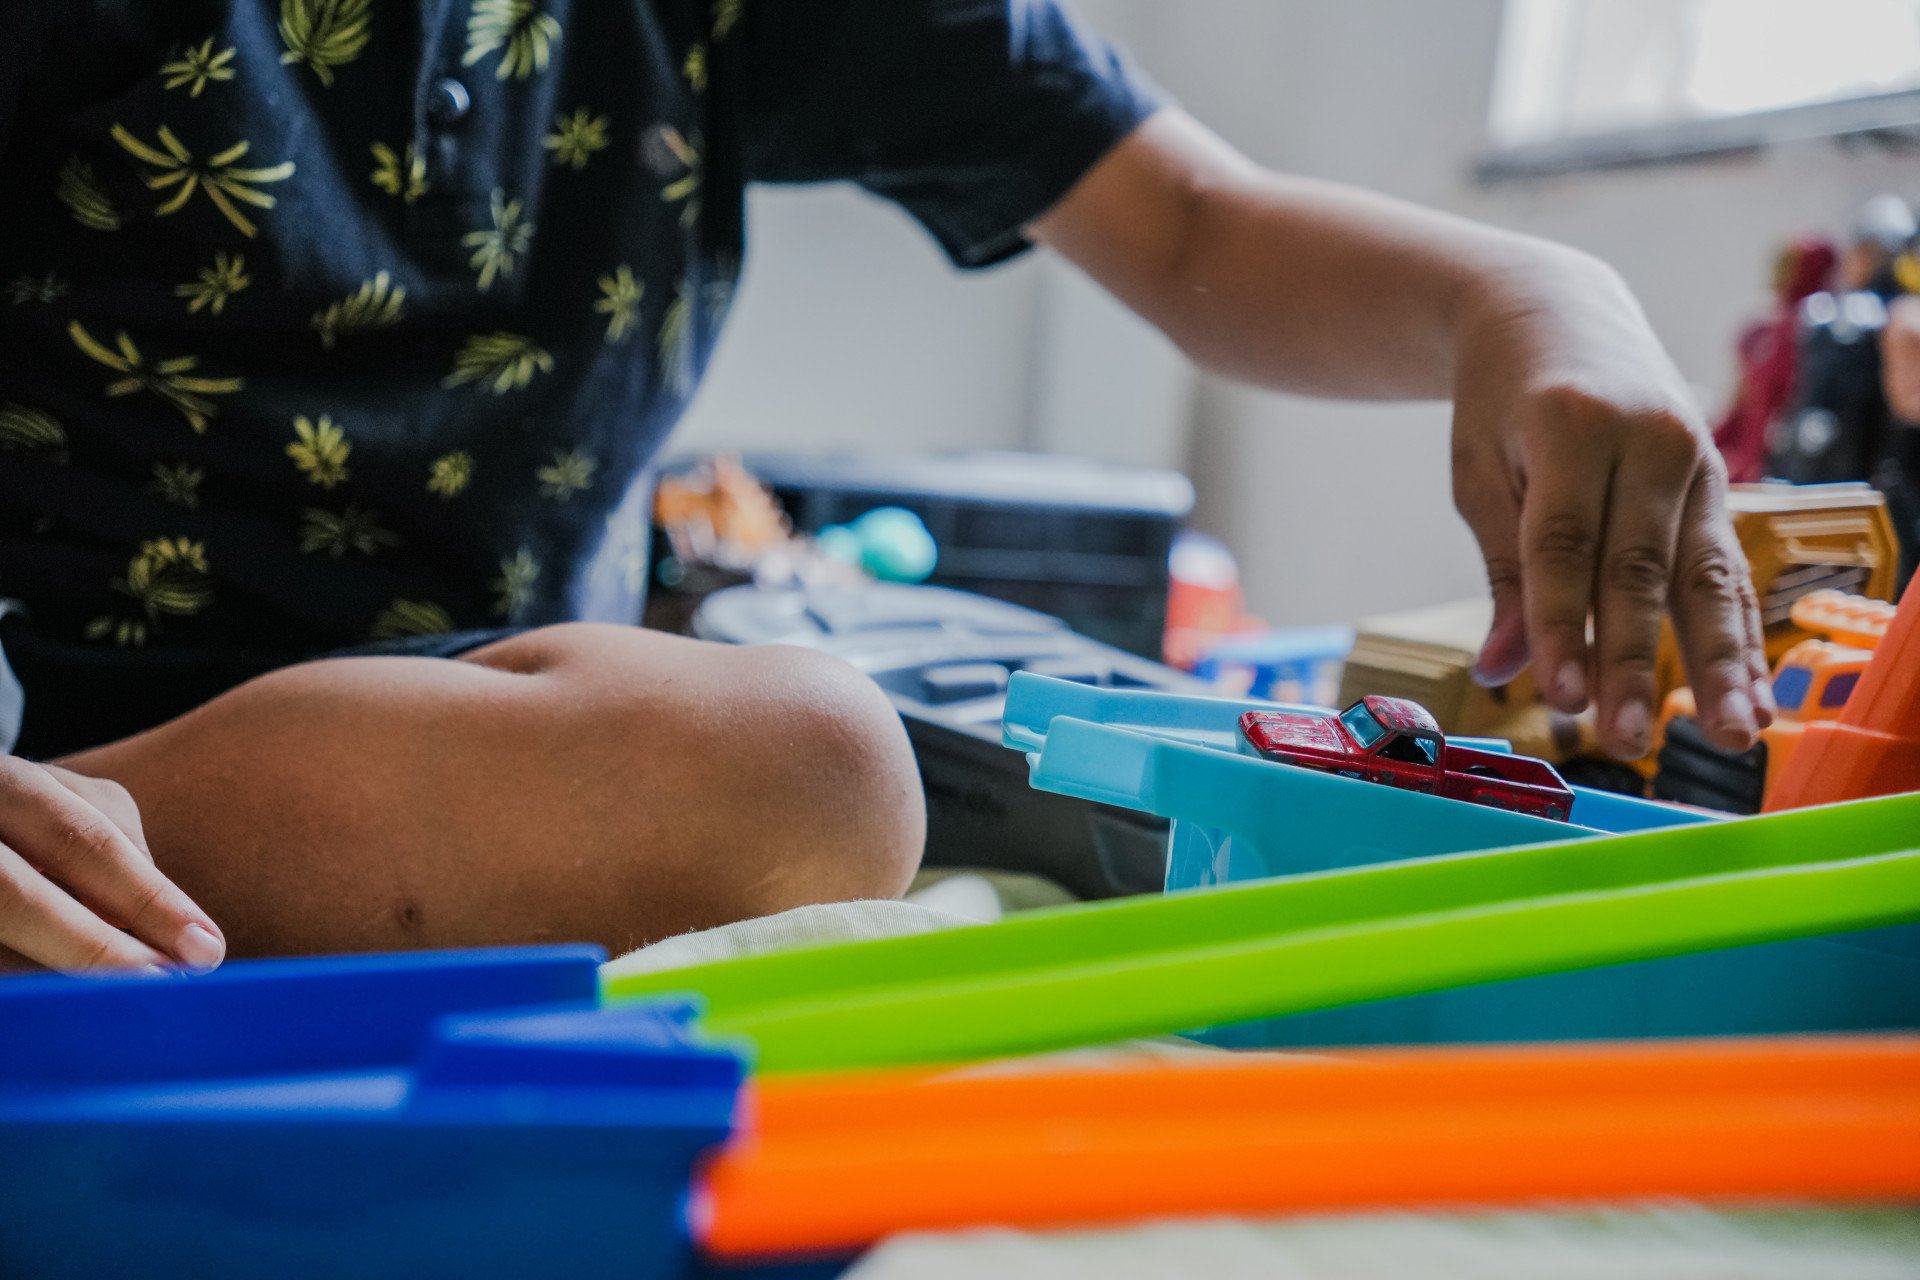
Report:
727,450,1194,660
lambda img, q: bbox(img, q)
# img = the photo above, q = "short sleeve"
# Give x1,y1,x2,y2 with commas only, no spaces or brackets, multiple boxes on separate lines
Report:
739,0,1167,269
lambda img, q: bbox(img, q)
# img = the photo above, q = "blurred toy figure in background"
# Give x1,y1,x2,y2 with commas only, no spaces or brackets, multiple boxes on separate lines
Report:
1711,236,1836,483
1770,194,1920,586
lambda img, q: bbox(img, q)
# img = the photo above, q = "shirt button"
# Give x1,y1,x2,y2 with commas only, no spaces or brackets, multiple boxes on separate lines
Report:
428,77,471,125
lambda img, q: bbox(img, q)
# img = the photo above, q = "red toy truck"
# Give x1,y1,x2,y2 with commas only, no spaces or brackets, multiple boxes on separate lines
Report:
1240,695,1575,822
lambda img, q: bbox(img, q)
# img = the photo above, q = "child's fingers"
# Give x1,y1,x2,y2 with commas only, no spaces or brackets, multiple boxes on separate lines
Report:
0,759,224,972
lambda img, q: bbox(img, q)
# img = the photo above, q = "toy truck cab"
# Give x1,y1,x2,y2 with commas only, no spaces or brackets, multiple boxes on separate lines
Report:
1241,695,1574,821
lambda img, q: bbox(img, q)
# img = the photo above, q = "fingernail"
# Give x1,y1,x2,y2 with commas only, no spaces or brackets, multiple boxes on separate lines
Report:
173,924,225,974
1751,678,1778,721
1555,660,1587,707
1614,700,1651,755
1717,688,1756,741
138,964,176,979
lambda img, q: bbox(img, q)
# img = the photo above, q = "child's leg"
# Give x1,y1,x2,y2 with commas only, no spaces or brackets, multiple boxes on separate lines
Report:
59,624,925,958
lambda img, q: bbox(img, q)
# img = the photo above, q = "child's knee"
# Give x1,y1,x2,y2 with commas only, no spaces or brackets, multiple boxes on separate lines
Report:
702,643,927,907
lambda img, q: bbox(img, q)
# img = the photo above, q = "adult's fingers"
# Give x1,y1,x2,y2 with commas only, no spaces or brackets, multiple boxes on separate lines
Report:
1516,389,1617,714
1588,415,1695,758
0,841,171,973
1452,436,1530,686
0,759,224,972
1668,462,1766,752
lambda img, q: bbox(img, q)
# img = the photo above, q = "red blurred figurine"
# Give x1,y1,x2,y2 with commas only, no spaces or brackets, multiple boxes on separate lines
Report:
1713,237,1838,483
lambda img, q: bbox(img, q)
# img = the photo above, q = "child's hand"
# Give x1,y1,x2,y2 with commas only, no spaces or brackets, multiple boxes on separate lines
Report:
0,757,225,974
1450,250,1773,761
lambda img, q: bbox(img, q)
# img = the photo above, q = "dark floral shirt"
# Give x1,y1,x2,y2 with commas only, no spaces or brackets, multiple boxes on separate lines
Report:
0,0,1160,751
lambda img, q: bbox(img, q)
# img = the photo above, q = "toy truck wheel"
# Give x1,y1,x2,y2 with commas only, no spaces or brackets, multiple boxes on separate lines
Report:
1653,715,1767,814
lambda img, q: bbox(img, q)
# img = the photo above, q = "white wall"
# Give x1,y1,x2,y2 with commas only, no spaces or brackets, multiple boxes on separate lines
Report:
1104,0,1919,626
676,0,1918,629
671,0,1194,468
671,185,1044,457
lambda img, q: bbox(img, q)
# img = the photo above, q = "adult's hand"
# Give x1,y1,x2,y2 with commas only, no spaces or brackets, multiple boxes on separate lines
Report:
0,757,225,974
1450,251,1773,759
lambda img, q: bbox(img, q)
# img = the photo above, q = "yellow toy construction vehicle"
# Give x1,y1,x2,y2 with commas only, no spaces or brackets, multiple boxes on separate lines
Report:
1652,590,1895,813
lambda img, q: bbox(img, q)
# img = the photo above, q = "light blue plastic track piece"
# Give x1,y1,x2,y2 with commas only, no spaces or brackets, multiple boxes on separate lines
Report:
1002,673,1710,887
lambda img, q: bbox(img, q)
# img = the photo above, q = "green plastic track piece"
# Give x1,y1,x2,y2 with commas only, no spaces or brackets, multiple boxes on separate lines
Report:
604,793,1920,1073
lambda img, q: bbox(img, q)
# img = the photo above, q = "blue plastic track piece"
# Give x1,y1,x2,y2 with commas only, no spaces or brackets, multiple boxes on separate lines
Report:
1003,671,1324,755
0,948,745,1280
0,945,602,1090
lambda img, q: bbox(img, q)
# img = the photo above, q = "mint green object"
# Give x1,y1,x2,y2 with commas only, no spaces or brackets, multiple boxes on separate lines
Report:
605,792,1920,1073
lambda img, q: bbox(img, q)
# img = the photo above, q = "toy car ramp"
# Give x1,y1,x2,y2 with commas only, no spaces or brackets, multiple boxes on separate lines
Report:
1003,673,1709,890
604,791,1920,1073
701,1036,1920,1261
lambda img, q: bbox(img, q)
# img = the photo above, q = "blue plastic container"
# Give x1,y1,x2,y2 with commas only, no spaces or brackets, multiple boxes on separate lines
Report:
1004,672,1920,1046
1191,623,1354,705
0,947,746,1280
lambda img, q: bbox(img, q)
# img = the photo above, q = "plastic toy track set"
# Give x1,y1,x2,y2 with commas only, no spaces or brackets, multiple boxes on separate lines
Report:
6,610,1920,1275
9,935,1920,1278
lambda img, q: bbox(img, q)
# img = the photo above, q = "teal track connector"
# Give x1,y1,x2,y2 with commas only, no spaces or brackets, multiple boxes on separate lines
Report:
605,788,1920,1074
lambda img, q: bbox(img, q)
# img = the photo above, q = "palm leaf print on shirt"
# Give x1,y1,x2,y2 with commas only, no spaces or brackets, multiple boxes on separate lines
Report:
371,599,455,639
536,448,595,501
0,404,66,458
175,252,251,315
312,272,405,347
279,0,372,86
658,283,694,397
110,125,295,239
645,126,702,228
68,321,242,433
300,505,398,557
287,414,351,487
369,142,428,202
148,461,206,508
594,265,643,343
7,272,69,304
462,190,534,291
442,333,553,393
86,538,214,647
57,156,126,230
543,109,609,170
491,546,540,619
464,0,561,81
713,0,742,40
161,37,238,96
428,450,474,497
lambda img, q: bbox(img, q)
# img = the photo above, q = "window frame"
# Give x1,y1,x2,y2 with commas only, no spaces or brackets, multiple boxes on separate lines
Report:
1479,87,1920,181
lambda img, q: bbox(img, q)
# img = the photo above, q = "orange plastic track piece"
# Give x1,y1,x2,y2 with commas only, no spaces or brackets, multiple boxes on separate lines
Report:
1768,574,1920,810
699,1037,1920,1261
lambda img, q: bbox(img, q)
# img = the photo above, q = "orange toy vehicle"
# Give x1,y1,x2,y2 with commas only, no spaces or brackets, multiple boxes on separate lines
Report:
1653,590,1895,813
